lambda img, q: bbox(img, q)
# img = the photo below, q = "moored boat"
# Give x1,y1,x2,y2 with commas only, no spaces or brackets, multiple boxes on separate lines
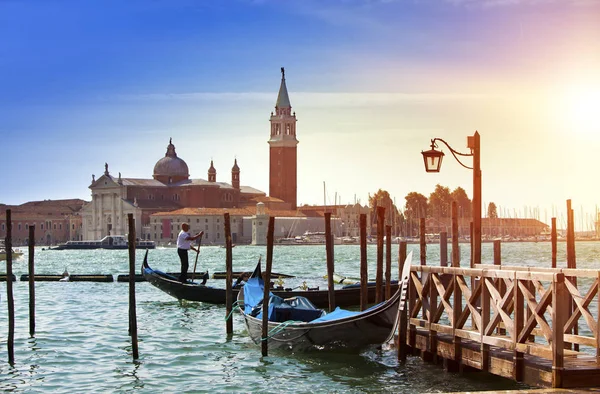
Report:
52,235,155,250
237,252,412,351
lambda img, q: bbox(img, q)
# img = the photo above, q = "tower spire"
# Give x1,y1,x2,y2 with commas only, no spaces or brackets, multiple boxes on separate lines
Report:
276,66,291,109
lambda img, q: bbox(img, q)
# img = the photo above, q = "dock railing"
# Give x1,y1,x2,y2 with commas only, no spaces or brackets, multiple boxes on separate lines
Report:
407,264,600,388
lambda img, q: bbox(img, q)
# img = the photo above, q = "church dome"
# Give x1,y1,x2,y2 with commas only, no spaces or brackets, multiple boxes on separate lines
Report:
153,139,189,182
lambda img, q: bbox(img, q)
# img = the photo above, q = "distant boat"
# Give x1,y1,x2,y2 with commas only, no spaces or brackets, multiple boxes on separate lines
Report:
0,240,24,261
51,235,156,250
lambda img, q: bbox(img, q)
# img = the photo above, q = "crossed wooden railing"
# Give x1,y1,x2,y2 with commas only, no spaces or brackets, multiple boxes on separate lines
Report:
407,264,600,387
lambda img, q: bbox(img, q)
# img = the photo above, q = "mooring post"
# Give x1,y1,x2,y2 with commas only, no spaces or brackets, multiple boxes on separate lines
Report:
224,213,233,335
28,225,36,337
376,206,385,304
439,231,448,267
551,217,557,269
419,218,426,266
513,272,524,382
451,202,460,268
397,241,408,363
261,216,275,357
552,272,567,388
127,214,139,360
493,240,506,335
324,212,335,312
359,213,368,311
566,200,578,350
385,225,392,300
5,209,15,365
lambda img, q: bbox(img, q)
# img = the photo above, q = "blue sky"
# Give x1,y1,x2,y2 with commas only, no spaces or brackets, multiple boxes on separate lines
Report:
1,0,599,227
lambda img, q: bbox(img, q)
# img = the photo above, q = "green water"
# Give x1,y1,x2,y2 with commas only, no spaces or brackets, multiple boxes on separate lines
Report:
1,242,597,393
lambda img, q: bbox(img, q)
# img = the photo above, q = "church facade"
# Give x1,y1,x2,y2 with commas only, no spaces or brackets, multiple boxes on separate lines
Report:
80,69,298,241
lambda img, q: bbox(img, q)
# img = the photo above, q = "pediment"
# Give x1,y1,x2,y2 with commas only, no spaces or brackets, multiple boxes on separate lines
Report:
90,174,121,189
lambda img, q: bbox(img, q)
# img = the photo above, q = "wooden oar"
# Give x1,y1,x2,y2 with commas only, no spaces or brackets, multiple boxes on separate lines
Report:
191,238,202,282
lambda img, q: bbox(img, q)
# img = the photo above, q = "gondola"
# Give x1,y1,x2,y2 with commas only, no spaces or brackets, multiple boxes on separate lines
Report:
141,251,399,308
237,252,412,351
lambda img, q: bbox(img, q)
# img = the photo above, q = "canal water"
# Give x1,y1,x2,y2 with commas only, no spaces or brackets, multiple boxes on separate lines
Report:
1,242,598,393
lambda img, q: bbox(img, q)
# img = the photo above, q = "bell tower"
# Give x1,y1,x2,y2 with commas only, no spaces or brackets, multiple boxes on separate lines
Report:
269,67,298,209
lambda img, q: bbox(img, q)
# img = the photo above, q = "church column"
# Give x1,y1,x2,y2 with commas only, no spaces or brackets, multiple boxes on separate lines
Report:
118,190,124,235
91,193,97,239
98,193,103,238
111,193,116,236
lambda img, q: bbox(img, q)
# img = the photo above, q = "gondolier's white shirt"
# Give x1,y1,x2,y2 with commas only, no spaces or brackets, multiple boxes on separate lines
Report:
177,230,192,250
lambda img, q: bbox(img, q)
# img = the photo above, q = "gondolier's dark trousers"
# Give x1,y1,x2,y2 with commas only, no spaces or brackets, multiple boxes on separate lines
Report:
177,248,189,282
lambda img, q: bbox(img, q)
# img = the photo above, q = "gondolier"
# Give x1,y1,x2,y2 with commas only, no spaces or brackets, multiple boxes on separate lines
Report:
176,223,204,283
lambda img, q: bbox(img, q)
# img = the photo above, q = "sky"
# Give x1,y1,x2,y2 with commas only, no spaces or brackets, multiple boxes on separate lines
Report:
1,0,599,229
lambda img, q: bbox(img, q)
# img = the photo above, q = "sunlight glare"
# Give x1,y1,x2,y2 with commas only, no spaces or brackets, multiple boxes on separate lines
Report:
564,83,600,136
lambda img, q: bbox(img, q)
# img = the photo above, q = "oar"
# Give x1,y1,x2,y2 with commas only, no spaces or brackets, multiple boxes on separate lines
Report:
191,238,203,282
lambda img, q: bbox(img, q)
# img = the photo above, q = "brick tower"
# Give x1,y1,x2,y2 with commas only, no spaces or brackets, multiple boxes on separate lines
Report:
269,67,298,209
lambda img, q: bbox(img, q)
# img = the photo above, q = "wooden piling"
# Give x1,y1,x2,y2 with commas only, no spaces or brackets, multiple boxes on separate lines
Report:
420,217,426,266
451,201,459,268
324,212,335,312
493,240,501,266
376,206,385,304
359,213,368,311
439,231,448,267
385,225,392,300
127,214,139,360
5,209,14,364
566,201,578,351
551,217,557,269
28,225,35,337
224,213,233,335
397,240,408,362
261,216,275,357
470,222,474,268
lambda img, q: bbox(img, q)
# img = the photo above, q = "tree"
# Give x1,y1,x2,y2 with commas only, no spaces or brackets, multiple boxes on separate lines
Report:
488,202,498,218
428,184,452,218
451,187,472,218
404,192,428,219
368,189,399,229
404,192,427,237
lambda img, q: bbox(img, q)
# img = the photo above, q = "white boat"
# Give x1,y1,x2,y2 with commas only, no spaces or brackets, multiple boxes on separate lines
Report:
0,240,24,261
51,235,155,250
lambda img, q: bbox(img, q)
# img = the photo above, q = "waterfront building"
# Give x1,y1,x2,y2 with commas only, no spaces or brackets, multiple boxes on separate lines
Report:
0,199,85,246
424,217,549,239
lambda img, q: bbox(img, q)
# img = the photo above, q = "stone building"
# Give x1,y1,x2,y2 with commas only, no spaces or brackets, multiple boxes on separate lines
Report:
0,199,85,246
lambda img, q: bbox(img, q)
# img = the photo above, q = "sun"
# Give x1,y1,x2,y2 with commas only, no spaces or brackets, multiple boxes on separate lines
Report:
564,84,600,135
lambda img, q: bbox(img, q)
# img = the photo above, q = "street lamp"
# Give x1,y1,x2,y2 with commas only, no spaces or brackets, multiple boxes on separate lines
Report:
421,131,481,267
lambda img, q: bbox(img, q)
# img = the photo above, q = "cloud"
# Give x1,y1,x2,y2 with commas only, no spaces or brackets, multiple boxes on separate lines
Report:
113,91,490,107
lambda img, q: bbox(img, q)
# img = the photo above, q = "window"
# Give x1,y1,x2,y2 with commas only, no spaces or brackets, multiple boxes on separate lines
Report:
18,224,21,230
217,219,220,223
54,224,56,230
72,224,75,230
205,225,208,230
25,224,29,230
196,219,199,223
205,219,208,223
217,233,220,239
41,224,44,230
59,224,62,230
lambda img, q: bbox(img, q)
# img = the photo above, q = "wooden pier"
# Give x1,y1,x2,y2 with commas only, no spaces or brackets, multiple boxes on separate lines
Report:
404,264,600,389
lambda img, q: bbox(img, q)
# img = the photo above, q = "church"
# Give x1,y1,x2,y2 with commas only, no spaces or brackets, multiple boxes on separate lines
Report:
80,68,300,244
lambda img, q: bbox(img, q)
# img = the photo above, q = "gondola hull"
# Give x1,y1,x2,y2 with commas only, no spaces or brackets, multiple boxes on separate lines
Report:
141,251,398,308
237,252,412,351
239,286,401,350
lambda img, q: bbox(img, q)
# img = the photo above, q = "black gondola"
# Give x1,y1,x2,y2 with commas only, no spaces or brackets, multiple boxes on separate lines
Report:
141,251,398,308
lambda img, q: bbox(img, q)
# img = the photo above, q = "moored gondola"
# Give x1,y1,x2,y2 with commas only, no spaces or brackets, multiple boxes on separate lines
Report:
237,252,412,351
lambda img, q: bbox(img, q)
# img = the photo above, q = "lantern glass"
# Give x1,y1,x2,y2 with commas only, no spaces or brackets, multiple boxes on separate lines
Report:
422,149,444,172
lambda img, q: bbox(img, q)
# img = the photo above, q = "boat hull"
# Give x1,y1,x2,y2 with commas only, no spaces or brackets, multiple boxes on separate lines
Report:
141,251,398,308
238,285,401,350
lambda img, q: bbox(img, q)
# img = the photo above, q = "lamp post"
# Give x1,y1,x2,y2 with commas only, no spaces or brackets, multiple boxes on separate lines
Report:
421,131,481,267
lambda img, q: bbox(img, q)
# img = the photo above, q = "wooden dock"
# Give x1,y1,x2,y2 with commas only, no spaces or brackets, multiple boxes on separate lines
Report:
403,264,600,389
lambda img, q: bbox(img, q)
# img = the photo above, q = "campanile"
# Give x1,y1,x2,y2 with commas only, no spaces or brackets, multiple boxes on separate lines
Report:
269,67,298,209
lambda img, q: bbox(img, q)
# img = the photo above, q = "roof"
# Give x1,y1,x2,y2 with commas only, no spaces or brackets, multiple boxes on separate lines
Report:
150,206,307,218
276,68,291,108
